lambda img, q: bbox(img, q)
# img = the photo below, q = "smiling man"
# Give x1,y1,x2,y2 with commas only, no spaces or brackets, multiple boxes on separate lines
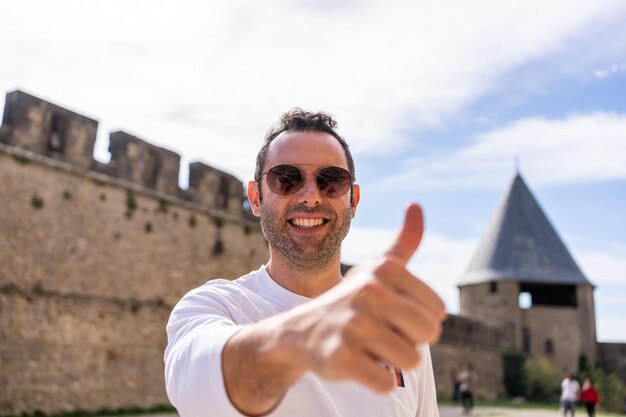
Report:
164,109,446,417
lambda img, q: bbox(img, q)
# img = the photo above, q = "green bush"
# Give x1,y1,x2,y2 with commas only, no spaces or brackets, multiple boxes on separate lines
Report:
525,357,560,402
581,366,626,413
502,350,527,397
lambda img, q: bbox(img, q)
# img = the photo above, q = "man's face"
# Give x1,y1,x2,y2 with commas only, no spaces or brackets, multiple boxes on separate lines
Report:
248,130,360,272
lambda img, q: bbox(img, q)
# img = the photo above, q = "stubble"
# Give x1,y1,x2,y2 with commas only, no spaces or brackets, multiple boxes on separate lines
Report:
260,203,352,273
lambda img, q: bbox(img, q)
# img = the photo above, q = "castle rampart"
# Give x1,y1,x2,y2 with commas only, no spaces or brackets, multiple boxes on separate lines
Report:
431,314,516,400
0,90,268,415
0,90,97,169
0,90,247,216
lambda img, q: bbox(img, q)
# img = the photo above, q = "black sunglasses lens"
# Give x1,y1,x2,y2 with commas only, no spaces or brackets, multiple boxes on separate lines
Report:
266,165,303,196
317,167,352,197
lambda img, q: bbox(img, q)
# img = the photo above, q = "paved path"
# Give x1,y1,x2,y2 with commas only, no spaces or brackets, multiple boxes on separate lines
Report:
148,406,565,417
439,404,564,417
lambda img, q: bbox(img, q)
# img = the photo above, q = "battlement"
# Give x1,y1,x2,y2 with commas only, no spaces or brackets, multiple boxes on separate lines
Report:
0,90,98,169
0,89,248,216
440,314,516,350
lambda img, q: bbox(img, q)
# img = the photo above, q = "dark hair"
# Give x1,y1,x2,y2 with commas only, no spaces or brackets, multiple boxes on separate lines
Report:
254,108,355,183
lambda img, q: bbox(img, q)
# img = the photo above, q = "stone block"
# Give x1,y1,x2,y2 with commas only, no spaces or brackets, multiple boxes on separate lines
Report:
0,90,97,168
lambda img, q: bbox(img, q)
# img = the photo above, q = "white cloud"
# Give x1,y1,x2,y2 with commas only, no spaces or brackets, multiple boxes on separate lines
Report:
575,242,626,341
575,242,626,286
596,308,626,342
593,61,626,79
342,226,476,314
594,284,626,342
593,69,610,79
2,0,626,182
381,112,626,190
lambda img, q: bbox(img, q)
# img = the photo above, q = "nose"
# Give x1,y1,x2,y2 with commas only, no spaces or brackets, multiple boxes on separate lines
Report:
296,174,322,207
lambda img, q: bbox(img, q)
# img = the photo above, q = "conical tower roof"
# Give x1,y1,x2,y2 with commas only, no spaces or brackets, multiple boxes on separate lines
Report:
460,173,593,287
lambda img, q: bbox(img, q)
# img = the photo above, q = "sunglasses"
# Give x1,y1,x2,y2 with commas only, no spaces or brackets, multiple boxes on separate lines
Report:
258,164,353,198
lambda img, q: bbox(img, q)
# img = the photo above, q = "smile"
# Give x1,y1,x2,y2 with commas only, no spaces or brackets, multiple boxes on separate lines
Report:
288,217,328,228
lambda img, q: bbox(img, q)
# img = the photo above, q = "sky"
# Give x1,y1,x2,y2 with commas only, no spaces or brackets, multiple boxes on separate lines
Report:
1,0,625,342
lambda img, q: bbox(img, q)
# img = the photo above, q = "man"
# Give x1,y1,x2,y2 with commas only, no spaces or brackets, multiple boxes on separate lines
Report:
561,372,581,417
164,109,447,417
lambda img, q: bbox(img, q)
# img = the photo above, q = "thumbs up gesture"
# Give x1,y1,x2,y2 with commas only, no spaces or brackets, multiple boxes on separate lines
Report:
287,203,447,392
222,203,447,415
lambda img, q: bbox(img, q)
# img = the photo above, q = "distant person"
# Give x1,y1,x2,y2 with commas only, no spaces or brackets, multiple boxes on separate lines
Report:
580,378,599,417
560,372,581,417
458,364,477,415
450,369,461,404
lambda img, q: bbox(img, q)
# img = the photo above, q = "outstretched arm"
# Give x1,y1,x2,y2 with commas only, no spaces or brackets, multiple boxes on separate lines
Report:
222,204,447,416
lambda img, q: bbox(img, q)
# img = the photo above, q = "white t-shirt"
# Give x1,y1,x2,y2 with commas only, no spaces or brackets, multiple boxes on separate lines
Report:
561,378,580,401
164,266,439,417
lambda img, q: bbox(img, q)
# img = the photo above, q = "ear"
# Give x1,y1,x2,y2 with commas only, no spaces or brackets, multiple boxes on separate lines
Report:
350,183,360,218
247,181,261,217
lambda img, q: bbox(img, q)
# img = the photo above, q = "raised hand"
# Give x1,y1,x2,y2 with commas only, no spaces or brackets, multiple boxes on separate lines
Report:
293,202,446,392
223,203,446,415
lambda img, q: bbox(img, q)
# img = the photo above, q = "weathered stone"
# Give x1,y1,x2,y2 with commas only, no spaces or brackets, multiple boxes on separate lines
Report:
107,131,180,195
0,145,267,415
188,162,244,215
0,90,97,169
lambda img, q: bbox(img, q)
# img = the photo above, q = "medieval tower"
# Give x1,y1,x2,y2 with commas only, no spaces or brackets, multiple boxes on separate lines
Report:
458,173,597,372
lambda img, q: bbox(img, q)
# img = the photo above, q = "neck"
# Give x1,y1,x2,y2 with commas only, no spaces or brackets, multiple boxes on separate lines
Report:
265,248,343,298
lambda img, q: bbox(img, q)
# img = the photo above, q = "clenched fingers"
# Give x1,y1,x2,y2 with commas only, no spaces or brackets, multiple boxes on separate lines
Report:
374,258,446,322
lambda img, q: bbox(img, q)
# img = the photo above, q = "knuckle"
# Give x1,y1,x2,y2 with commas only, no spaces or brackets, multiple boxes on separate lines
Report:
355,282,383,304
428,322,443,343
342,312,369,341
403,349,421,369
347,311,366,328
330,344,353,366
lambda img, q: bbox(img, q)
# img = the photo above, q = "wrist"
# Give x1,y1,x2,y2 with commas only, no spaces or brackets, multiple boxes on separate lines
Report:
260,311,310,380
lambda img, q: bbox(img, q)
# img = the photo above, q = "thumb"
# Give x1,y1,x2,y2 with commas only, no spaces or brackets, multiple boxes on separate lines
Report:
384,203,424,266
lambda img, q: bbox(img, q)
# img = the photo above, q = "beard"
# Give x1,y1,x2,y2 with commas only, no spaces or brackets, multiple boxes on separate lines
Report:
260,202,352,273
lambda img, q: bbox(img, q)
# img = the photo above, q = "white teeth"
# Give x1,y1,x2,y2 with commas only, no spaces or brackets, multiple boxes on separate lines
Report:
291,218,324,228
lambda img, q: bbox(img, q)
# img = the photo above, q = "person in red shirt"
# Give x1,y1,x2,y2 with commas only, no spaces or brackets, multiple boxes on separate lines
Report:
580,378,600,417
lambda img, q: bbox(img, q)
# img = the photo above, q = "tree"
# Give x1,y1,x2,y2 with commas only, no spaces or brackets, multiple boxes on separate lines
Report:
502,350,527,397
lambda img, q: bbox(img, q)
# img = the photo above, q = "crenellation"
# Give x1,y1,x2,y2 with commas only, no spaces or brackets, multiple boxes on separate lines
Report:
440,314,516,350
0,90,252,216
188,162,244,215
107,131,181,195
1,90,98,169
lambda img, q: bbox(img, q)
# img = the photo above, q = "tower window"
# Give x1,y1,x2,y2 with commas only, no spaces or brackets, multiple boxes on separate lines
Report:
519,292,532,309
490,282,498,293
48,114,64,152
519,283,577,307
545,339,554,356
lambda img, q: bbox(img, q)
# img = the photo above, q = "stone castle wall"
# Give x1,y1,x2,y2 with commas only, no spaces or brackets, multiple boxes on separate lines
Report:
0,90,247,215
0,90,269,415
431,314,516,400
597,343,626,382
0,144,268,415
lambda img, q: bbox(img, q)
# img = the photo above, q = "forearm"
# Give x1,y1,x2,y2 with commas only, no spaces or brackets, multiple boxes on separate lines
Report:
222,313,308,416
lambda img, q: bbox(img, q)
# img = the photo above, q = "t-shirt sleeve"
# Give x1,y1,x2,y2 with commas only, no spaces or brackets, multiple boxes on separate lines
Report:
415,344,440,417
164,284,248,417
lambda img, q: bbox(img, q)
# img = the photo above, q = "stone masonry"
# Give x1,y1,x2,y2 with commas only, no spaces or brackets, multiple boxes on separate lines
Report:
0,90,268,415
